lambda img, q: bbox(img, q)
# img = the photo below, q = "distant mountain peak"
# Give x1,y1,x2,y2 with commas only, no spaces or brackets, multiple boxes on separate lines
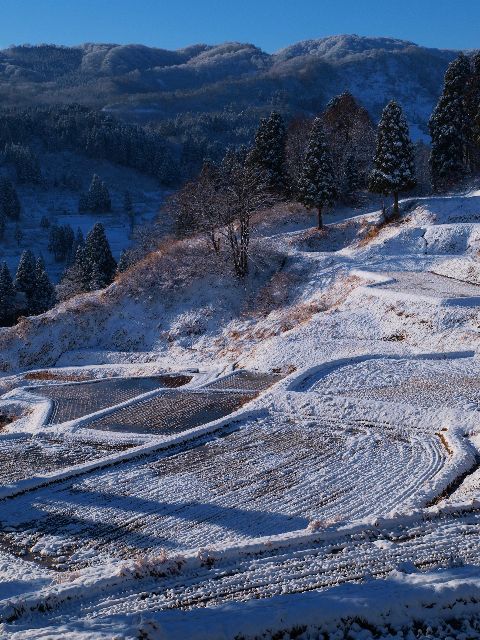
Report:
274,34,420,62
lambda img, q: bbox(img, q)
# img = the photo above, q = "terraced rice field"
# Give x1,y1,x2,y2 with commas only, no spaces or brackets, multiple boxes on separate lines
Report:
8,504,480,628
308,356,480,410
373,270,480,299
0,408,446,570
0,435,134,486
87,390,254,435
205,371,282,391
30,375,191,424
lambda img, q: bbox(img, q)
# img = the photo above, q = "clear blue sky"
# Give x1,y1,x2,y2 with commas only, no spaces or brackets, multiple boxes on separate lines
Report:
1,0,479,52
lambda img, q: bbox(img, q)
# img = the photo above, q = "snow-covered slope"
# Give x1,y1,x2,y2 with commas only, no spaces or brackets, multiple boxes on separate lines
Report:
2,189,480,638
0,36,460,138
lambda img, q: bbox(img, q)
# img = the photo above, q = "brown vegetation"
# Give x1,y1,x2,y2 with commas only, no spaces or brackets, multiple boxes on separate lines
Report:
24,370,91,382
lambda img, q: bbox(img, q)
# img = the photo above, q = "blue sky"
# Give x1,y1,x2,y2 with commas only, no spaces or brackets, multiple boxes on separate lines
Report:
1,0,479,52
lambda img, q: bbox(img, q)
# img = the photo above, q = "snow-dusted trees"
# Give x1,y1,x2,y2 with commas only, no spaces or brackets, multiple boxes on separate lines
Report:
82,223,117,288
369,100,416,217
30,257,56,315
220,148,272,278
429,54,472,191
466,52,480,172
14,250,37,308
0,262,16,326
13,250,55,316
248,111,287,194
322,91,376,202
297,118,337,229
59,222,116,298
4,143,42,184
171,160,223,252
79,175,111,213
117,249,130,274
0,177,21,220
170,147,272,278
48,224,74,262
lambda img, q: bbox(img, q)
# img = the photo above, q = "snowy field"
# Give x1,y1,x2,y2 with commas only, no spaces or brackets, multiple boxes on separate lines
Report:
2,190,480,637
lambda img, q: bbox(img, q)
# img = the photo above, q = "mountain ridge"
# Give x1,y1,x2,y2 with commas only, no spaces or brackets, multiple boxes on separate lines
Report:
0,35,467,140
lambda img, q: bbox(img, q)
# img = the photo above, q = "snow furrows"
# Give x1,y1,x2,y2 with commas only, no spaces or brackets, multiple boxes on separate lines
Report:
2,192,480,637
29,374,191,424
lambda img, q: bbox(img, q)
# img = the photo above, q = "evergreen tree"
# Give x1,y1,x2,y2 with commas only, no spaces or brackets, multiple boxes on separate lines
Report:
79,175,111,213
14,249,36,313
48,224,74,262
0,177,21,220
322,91,376,199
30,257,56,315
78,193,89,213
89,262,106,290
4,143,41,184
343,153,361,204
82,223,117,290
297,118,337,229
369,100,416,217
0,262,16,326
429,53,472,190
117,249,130,273
58,244,90,300
466,52,480,170
67,227,84,265
248,111,287,193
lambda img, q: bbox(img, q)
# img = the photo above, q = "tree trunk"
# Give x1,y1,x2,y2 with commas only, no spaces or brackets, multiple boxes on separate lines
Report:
210,228,220,253
317,206,323,230
393,192,399,217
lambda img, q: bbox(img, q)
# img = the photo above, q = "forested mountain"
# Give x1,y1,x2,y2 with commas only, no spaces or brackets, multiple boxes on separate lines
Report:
0,35,459,142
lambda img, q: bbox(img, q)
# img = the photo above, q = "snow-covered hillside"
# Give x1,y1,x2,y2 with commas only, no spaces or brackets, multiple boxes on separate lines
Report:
0,154,165,281
2,187,480,638
0,36,459,139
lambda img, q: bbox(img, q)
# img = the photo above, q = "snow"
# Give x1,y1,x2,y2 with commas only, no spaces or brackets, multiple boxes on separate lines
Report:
2,188,480,637
0,153,165,282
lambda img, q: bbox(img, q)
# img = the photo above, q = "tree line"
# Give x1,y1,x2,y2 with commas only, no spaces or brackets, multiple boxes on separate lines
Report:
0,221,117,327
169,93,414,277
169,50,480,279
0,104,177,185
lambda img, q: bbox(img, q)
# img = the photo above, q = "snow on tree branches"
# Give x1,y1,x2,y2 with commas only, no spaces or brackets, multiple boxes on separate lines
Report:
369,100,416,217
297,117,337,229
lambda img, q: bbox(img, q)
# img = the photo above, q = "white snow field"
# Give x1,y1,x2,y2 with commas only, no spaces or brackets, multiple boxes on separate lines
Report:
2,190,480,638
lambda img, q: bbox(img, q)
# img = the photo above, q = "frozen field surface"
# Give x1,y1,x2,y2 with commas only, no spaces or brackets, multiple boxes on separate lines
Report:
0,434,134,486
0,404,447,571
30,375,191,424
373,270,480,299
309,356,480,410
204,370,283,391
87,389,254,435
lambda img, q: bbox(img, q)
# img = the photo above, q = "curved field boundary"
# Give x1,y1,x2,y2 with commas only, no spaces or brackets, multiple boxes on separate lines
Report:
286,350,475,393
0,369,285,499
3,499,480,628
0,408,268,502
352,268,480,307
